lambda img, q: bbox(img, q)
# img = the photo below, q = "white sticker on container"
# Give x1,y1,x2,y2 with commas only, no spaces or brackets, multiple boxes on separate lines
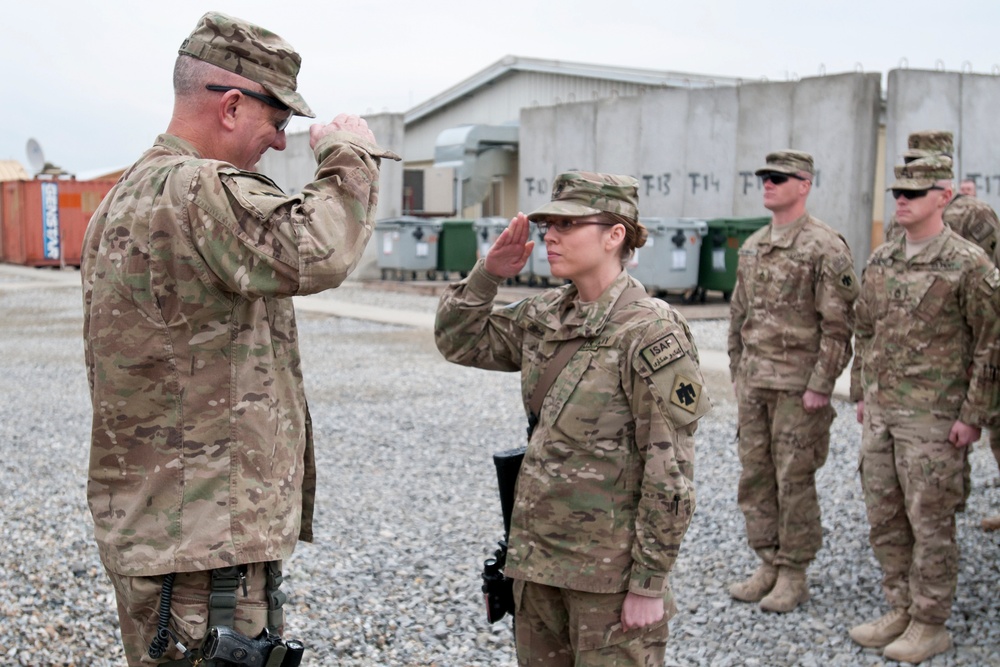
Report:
712,248,726,272
672,249,687,270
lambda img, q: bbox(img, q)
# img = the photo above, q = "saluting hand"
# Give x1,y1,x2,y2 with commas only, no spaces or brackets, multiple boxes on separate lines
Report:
309,113,376,148
484,213,534,279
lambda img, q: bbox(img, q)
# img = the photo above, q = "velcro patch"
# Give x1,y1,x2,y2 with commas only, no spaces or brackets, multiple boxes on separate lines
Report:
670,375,702,414
640,333,684,372
985,268,1000,292
830,254,851,275
969,219,992,243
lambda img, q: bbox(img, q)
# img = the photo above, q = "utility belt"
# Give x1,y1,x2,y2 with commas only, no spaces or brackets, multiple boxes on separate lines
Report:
150,562,304,667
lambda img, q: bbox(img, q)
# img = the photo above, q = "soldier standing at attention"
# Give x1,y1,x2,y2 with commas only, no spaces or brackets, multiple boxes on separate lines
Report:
727,150,859,613
436,172,710,666
885,131,1000,532
849,156,1000,663
82,11,396,665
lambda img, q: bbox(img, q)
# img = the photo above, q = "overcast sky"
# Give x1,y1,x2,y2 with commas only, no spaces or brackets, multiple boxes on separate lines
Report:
4,0,1000,175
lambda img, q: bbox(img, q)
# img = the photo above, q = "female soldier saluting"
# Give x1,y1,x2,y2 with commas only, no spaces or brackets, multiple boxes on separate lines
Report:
435,172,711,666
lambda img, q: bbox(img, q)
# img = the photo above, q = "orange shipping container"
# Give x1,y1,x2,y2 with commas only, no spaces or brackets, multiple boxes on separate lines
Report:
1,179,116,267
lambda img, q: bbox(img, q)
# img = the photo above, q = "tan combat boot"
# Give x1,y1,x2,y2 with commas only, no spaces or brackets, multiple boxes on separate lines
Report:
848,607,910,648
982,515,1000,531
728,562,777,602
882,619,952,664
759,566,809,612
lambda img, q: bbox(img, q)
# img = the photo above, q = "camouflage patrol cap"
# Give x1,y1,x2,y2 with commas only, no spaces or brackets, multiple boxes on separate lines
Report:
179,11,315,118
889,155,954,190
527,172,639,222
754,150,814,177
903,130,953,162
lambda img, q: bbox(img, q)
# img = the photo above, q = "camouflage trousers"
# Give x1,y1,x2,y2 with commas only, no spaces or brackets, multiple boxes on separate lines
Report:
105,562,281,666
859,407,966,625
513,580,671,667
736,386,834,569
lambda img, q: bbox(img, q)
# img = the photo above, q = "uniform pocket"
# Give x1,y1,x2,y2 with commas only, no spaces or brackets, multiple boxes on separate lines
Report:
549,347,627,445
913,277,953,323
572,590,668,652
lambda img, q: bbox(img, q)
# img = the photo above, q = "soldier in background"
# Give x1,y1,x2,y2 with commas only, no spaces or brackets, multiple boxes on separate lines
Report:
727,150,859,613
884,131,1000,532
81,11,396,665
960,178,978,197
958,174,1000,533
885,131,1000,265
849,156,1000,663
436,172,709,666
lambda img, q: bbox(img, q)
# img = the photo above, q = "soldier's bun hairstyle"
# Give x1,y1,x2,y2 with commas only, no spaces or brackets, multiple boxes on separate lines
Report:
603,212,647,260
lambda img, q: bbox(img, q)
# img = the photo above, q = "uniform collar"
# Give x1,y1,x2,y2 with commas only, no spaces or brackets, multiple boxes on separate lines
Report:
892,227,951,264
155,133,203,158
534,269,635,340
763,212,810,250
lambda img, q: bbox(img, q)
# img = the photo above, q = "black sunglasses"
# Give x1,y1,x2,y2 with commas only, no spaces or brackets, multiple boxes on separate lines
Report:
759,172,806,185
205,85,292,130
891,186,945,200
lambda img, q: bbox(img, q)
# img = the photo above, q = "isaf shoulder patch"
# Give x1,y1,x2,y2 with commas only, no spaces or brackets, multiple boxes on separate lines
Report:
640,333,685,373
670,374,703,414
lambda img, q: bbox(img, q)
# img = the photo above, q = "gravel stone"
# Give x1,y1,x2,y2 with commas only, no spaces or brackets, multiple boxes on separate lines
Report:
2,269,999,666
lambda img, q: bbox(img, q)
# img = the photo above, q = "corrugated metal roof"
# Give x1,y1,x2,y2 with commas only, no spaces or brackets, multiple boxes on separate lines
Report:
0,160,29,181
404,55,743,125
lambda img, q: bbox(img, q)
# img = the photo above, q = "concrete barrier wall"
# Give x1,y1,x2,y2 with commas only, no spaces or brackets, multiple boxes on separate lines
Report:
520,73,881,272
886,70,1000,226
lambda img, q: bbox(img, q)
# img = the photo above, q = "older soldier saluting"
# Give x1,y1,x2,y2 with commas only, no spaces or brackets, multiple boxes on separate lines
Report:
436,172,710,666
849,155,1000,663
728,150,859,613
82,11,397,665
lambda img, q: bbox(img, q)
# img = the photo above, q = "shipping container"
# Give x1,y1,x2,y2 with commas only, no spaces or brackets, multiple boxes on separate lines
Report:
1,179,116,267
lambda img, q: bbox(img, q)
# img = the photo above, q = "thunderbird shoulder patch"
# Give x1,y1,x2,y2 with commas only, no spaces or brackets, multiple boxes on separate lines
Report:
640,333,685,373
670,375,703,414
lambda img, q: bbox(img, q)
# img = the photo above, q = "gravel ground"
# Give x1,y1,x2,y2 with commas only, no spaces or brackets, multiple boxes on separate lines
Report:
2,271,999,666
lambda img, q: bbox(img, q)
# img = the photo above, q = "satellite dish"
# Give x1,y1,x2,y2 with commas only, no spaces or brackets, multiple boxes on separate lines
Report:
26,138,46,174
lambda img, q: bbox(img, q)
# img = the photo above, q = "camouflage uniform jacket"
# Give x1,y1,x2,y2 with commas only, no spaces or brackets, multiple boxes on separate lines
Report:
82,131,389,576
728,213,859,394
885,195,1000,266
436,261,710,600
849,229,1000,425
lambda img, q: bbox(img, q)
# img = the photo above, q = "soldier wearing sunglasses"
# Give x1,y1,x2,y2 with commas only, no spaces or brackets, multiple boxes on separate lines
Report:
81,11,398,665
884,131,1000,268
728,150,859,614
849,155,1000,663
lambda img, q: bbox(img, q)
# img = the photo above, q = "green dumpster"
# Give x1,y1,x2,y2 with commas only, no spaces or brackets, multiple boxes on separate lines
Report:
437,218,478,278
697,217,770,300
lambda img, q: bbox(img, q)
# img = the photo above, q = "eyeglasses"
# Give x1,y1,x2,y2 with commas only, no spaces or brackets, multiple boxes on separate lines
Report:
759,172,806,185
534,219,614,235
205,85,292,131
891,186,945,200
